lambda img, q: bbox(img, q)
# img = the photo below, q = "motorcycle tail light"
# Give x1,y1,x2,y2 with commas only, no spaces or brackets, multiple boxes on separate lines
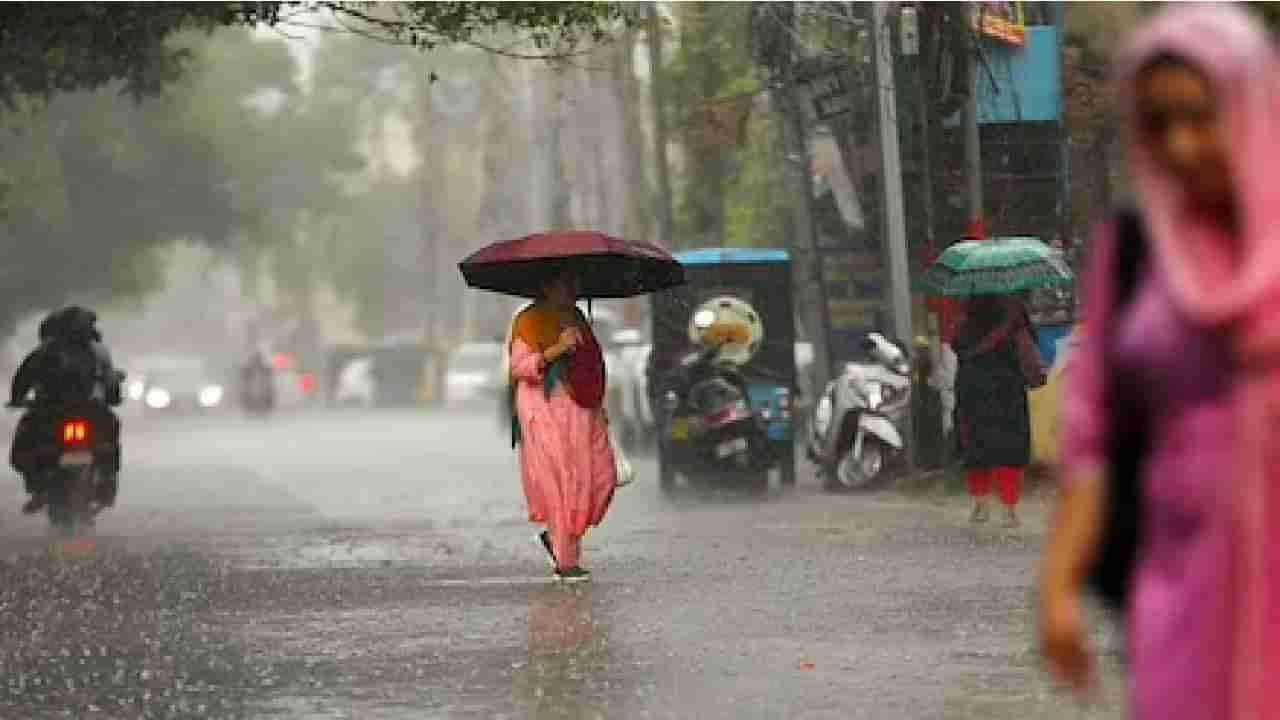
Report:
61,419,90,447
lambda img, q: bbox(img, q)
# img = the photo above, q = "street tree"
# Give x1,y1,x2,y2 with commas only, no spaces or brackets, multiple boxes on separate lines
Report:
0,2,635,339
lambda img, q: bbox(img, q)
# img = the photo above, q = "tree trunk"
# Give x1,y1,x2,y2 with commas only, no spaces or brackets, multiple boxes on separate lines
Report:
679,2,730,247
615,31,652,243
546,68,572,230
763,1,831,387
581,58,610,230
646,2,674,247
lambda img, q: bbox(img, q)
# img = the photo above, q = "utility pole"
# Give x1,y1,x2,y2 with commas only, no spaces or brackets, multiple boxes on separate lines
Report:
872,1,915,467
772,1,832,390
872,3,913,351
646,2,675,247
964,20,984,238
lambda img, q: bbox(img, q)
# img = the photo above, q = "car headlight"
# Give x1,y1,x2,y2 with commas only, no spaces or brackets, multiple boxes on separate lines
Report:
199,385,224,407
145,388,172,409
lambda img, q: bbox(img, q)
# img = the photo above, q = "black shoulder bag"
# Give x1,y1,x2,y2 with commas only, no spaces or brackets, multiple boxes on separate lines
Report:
1086,209,1149,614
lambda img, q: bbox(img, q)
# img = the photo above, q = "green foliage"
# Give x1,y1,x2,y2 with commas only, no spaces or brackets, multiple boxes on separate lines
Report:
0,2,634,339
307,2,636,53
0,1,632,107
0,2,275,105
662,2,789,249
0,28,363,337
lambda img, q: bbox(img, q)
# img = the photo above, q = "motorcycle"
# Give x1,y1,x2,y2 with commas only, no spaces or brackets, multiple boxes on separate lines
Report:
11,402,111,535
241,365,275,416
658,340,772,493
807,333,912,492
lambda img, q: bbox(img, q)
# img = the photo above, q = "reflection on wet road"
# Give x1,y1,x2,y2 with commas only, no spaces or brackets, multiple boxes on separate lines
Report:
0,411,1123,718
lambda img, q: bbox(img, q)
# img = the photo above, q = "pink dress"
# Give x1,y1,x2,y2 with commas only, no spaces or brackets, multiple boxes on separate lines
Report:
1066,8,1280,717
509,338,616,568
1061,232,1235,719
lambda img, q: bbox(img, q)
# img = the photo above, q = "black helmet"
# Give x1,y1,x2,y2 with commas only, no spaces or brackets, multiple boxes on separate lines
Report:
41,306,98,343
37,313,59,342
61,304,96,333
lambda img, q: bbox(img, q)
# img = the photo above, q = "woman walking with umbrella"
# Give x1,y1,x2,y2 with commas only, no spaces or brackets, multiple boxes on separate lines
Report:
461,231,684,582
923,236,1068,527
508,266,611,581
953,294,1045,527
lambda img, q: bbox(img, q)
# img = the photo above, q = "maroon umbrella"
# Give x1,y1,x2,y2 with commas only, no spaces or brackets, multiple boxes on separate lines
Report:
459,231,685,299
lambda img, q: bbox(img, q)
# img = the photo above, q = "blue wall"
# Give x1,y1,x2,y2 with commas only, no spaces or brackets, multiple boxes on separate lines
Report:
977,26,1061,124
945,26,1061,127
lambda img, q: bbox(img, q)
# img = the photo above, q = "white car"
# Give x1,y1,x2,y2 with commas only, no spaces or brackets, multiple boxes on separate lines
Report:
614,341,653,448
447,342,504,407
334,356,377,408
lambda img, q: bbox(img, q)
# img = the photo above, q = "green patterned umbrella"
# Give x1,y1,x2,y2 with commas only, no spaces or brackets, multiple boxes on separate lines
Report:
919,236,1073,296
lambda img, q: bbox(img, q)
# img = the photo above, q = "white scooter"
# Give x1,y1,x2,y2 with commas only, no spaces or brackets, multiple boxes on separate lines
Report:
807,333,912,491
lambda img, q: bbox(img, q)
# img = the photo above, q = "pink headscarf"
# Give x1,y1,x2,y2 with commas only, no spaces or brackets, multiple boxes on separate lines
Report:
1117,7,1280,718
1117,4,1280,353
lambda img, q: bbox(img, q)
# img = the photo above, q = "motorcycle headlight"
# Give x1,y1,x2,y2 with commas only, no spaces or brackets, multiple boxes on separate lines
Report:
813,394,832,436
664,390,680,410
863,382,884,411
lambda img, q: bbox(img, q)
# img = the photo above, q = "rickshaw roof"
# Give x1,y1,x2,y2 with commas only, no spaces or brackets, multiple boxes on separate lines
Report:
675,248,789,265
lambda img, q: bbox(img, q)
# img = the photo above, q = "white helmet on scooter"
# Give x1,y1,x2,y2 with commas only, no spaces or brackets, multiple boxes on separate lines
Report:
688,296,764,367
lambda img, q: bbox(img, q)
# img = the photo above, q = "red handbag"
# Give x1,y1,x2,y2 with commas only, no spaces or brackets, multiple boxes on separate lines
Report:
564,326,606,409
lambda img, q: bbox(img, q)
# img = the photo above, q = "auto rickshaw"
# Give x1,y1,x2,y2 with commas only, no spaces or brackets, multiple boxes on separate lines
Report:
649,248,798,494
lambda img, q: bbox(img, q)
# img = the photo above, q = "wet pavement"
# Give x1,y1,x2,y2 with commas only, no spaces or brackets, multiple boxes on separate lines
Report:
0,410,1127,719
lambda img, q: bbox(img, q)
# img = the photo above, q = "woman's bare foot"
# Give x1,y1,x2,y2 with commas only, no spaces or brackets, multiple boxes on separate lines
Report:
1002,506,1021,529
970,500,990,524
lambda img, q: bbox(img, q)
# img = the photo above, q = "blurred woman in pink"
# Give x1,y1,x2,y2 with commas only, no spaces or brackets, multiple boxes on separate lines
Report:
1039,6,1280,719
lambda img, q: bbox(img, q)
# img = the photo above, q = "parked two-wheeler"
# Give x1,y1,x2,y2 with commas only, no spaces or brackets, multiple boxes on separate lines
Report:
658,341,772,493
240,366,275,417
807,333,911,492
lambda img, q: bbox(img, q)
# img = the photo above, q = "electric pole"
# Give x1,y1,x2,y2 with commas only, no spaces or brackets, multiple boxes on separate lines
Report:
873,2,915,466
872,3,914,353
773,1,832,390
964,22,984,238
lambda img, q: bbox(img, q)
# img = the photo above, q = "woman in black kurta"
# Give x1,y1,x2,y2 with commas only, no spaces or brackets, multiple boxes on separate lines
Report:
953,295,1033,527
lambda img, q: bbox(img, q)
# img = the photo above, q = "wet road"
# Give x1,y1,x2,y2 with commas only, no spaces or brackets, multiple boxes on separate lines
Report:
0,410,1126,719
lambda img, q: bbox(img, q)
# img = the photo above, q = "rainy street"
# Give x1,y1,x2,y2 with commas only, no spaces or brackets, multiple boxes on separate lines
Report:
0,409,1123,719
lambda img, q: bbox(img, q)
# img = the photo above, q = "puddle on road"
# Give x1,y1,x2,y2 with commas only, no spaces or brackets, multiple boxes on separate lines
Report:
424,576,565,588
752,522,848,534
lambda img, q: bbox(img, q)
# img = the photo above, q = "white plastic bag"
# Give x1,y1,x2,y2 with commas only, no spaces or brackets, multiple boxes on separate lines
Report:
611,431,634,487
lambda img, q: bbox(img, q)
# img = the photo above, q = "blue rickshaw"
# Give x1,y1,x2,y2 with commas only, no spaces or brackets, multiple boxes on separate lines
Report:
649,248,798,494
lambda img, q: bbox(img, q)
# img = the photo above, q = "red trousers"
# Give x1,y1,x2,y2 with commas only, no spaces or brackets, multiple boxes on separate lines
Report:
967,466,1023,506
